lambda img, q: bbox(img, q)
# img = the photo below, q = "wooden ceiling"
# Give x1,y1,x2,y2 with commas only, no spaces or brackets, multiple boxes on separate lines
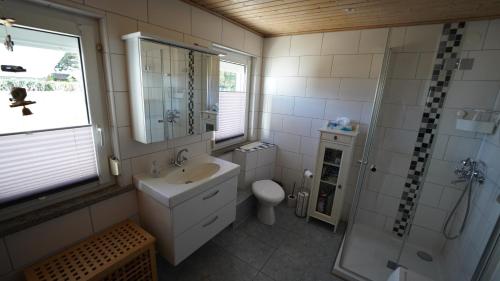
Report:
183,0,500,37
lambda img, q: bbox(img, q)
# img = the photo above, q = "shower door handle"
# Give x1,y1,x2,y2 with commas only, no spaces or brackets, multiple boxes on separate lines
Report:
370,165,377,172
357,159,367,165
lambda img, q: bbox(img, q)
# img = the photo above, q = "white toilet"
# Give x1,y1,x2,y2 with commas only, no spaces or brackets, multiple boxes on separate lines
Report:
252,180,285,225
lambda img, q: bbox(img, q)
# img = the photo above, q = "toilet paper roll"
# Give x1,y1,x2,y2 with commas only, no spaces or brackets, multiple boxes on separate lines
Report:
304,169,313,179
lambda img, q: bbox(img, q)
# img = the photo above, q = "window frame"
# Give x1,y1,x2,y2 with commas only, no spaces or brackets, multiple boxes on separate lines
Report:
213,50,252,150
0,0,112,219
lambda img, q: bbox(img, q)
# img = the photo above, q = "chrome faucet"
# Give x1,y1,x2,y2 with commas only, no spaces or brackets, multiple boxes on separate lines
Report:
172,148,189,167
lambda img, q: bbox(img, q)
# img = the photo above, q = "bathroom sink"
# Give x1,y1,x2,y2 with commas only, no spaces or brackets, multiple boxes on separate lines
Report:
164,163,220,184
134,154,240,207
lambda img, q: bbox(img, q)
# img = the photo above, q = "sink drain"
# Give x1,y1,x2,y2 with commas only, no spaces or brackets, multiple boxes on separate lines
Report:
417,251,433,262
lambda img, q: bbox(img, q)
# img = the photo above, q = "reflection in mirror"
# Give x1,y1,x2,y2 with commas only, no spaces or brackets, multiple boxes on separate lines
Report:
123,33,220,144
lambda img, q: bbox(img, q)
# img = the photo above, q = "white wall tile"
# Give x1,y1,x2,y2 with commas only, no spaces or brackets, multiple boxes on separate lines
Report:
191,7,222,43
402,106,424,131
383,79,421,105
375,194,400,217
306,78,340,99
113,91,130,127
332,54,372,78
321,30,360,54
408,225,445,250
293,97,326,118
463,50,500,81
110,54,128,92
263,36,291,57
117,126,167,159
0,239,12,276
389,53,419,79
275,77,306,96
426,159,458,186
5,209,93,269
359,28,389,53
244,31,263,56
388,27,406,50
290,33,323,56
87,0,147,20
310,119,327,137
379,103,405,128
148,0,191,34
300,136,319,156
274,132,301,152
370,54,384,78
403,24,442,52
117,159,132,187
420,182,444,208
138,22,184,43
257,147,276,166
444,136,482,162
269,57,300,76
462,20,489,51
130,150,170,174
378,174,406,198
222,20,245,51
375,150,411,176
439,186,463,211
413,204,447,231
484,19,500,50
416,53,435,79
105,13,137,54
277,149,302,170
324,100,363,122
270,95,294,114
382,128,417,155
299,55,333,77
432,134,449,160
282,116,311,136
90,191,138,232
338,78,377,101
446,81,500,109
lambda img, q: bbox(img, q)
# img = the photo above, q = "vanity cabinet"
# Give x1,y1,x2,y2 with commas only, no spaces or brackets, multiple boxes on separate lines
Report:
307,127,358,229
122,32,220,144
137,176,237,265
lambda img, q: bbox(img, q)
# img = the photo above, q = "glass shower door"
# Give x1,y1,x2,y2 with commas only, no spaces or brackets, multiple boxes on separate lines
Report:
336,47,405,281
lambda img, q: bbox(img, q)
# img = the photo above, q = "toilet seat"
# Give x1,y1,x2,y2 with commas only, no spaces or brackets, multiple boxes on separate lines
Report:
252,180,284,203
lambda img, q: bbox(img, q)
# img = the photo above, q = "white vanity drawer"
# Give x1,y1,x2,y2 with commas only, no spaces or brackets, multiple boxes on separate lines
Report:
174,200,235,264
172,176,237,236
321,132,352,145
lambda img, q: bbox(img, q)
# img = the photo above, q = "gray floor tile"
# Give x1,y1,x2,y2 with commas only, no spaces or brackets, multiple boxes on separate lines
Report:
213,226,276,270
237,216,289,247
261,250,308,281
253,272,276,281
274,203,302,230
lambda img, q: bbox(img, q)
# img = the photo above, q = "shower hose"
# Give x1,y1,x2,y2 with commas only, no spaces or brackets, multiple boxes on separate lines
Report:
442,175,474,240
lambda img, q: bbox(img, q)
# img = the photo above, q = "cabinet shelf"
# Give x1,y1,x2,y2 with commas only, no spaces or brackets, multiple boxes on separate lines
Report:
323,161,340,168
320,180,337,186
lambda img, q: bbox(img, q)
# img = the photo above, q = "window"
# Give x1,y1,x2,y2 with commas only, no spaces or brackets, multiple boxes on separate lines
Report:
215,52,251,147
0,2,110,210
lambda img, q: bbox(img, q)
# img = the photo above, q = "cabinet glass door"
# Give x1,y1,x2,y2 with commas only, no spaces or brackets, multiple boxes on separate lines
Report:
316,146,343,216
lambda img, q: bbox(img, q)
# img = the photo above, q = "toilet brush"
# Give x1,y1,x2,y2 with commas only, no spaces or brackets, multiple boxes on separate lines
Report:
287,183,297,208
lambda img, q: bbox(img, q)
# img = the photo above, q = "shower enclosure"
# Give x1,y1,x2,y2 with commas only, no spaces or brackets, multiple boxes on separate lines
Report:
332,22,496,281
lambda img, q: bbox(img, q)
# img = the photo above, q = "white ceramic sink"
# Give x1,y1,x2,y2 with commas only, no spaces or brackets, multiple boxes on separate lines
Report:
164,163,221,184
134,154,240,207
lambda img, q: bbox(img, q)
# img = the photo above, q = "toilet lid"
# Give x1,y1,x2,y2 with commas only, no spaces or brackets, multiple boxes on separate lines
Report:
252,180,284,201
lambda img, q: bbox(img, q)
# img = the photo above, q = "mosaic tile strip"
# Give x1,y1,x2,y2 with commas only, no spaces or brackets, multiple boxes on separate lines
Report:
188,50,195,135
392,22,466,237
235,142,276,152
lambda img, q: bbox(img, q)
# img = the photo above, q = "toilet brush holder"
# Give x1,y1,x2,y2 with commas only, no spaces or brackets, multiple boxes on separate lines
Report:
287,194,297,208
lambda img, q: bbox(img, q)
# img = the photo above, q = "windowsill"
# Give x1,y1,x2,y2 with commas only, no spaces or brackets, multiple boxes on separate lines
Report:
0,184,134,237
211,140,253,157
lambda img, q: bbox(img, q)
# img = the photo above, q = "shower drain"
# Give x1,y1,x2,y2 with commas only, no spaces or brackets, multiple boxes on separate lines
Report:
417,251,433,262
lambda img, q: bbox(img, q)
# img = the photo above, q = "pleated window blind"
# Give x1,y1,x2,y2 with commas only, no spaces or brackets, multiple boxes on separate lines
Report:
0,127,98,205
215,60,249,143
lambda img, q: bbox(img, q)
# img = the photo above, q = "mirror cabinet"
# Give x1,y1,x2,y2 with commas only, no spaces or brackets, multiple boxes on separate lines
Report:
123,32,220,144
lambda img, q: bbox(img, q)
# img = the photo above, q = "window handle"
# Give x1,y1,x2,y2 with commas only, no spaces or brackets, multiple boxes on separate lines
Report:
96,126,104,150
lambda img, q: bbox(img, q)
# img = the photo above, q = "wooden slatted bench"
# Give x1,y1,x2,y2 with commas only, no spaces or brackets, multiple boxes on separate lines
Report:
24,220,157,281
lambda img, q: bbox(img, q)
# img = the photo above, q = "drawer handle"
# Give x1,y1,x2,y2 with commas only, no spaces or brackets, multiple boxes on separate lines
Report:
202,216,218,227
202,190,219,200
334,135,338,140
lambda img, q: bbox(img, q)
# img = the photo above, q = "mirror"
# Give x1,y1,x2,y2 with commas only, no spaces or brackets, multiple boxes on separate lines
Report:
123,33,219,144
